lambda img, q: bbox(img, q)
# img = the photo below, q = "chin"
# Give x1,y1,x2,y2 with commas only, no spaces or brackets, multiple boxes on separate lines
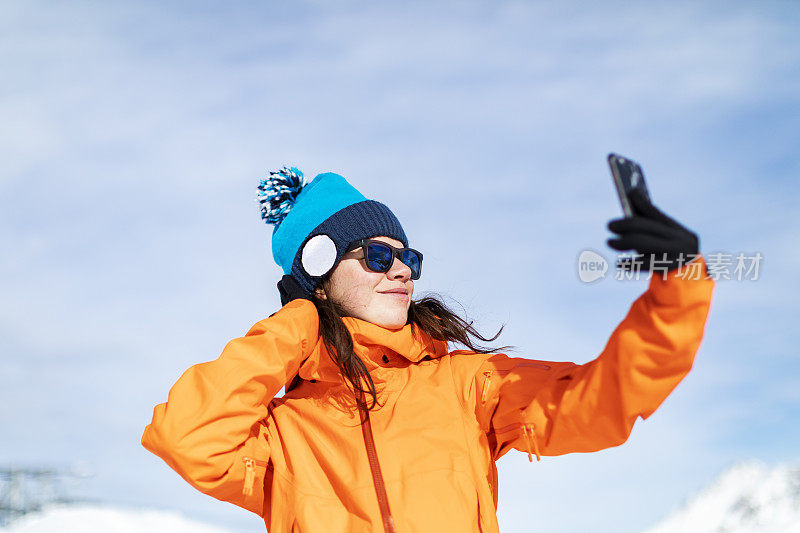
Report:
373,310,410,330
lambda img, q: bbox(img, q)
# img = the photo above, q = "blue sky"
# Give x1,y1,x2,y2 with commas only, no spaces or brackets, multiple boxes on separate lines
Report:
1,1,798,532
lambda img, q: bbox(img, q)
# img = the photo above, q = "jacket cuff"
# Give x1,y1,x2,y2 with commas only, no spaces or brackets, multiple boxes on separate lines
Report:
647,254,714,307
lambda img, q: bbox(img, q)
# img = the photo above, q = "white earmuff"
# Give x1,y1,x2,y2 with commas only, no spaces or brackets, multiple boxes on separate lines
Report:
301,234,337,277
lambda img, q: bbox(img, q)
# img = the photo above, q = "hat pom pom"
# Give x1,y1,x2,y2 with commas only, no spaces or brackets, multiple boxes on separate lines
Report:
256,166,306,227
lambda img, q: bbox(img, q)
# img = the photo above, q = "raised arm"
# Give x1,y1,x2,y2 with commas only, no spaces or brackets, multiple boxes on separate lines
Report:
141,298,319,515
466,256,713,461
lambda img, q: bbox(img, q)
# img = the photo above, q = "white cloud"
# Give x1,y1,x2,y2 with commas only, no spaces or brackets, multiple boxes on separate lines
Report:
1,2,798,532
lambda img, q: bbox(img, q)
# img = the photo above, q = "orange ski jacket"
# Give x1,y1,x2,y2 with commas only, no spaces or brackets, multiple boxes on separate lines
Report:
142,257,714,532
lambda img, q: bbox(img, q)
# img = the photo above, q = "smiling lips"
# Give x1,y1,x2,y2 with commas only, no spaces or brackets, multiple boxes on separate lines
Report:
379,288,410,301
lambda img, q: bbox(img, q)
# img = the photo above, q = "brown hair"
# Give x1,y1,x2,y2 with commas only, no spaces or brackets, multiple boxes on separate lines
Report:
311,283,507,413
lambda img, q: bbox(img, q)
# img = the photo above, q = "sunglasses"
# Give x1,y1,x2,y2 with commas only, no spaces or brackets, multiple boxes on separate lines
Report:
346,239,423,280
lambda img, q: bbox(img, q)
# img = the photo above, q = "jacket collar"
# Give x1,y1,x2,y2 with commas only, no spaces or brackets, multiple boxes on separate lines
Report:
297,318,449,383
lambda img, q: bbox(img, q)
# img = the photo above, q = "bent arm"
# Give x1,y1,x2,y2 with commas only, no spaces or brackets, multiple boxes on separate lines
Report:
141,299,318,515
474,256,714,461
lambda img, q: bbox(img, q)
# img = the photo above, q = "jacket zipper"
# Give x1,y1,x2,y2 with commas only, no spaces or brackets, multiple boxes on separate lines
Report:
242,456,269,497
481,362,552,404
242,413,397,533
521,424,541,462
495,422,542,462
359,406,397,533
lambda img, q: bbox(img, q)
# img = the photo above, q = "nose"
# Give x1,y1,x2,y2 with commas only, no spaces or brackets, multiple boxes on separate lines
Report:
386,256,412,282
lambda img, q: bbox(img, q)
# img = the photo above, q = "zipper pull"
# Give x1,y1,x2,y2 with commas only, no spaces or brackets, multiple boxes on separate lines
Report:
242,457,256,496
522,424,541,462
521,426,533,462
481,371,493,403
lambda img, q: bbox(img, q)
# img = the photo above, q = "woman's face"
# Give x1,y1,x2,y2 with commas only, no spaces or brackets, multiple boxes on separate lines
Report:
321,236,414,329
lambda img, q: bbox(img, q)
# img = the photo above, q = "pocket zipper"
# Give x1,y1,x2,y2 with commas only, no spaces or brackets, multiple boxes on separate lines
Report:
521,424,541,462
481,371,494,403
480,362,552,404
242,456,269,497
495,422,542,462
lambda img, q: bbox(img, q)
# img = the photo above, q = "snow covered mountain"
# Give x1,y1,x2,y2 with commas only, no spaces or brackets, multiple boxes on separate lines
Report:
644,461,800,533
1,505,236,533
3,461,798,532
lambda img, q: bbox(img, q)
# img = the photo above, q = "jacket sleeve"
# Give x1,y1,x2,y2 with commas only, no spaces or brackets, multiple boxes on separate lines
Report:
141,298,319,515
472,255,714,462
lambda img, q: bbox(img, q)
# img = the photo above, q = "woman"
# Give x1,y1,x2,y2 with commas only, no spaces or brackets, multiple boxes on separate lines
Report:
142,168,714,532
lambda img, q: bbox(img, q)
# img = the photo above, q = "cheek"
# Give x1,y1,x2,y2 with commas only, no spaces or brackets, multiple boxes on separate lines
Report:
338,284,372,310
328,264,380,309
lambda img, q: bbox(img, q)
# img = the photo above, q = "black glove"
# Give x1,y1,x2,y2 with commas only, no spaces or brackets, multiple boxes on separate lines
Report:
277,275,312,306
606,187,699,272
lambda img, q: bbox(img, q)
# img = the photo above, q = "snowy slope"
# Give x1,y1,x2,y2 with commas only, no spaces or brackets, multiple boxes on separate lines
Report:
643,461,800,533
5,462,799,533
2,504,236,533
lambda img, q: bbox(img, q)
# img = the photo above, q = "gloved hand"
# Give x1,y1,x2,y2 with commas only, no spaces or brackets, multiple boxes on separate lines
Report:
606,188,699,272
277,275,312,306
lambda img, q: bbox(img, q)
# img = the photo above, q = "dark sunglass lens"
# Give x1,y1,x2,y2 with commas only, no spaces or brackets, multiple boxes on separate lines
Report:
366,242,393,272
401,250,422,279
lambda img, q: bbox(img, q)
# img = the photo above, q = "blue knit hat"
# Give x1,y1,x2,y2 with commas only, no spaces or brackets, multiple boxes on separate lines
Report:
256,167,408,294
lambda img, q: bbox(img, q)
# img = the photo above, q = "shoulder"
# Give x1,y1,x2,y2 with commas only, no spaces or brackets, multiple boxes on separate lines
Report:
443,350,495,389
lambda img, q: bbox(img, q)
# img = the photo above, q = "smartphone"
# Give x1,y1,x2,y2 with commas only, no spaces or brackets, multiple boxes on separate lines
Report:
607,153,652,217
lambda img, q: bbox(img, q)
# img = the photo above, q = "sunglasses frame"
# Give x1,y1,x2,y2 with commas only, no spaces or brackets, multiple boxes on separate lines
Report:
346,239,423,280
